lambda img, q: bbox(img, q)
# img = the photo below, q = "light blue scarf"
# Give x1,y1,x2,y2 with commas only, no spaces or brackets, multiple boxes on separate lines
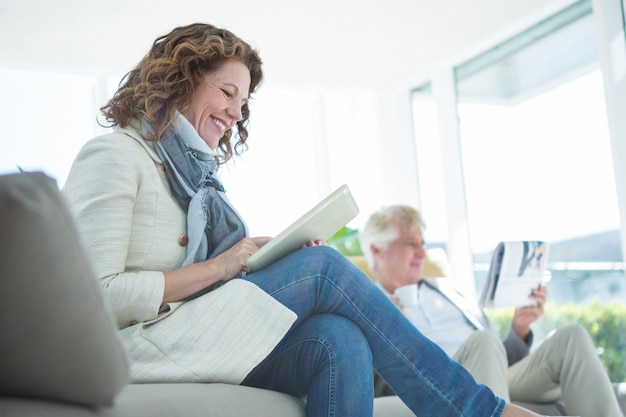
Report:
151,114,247,298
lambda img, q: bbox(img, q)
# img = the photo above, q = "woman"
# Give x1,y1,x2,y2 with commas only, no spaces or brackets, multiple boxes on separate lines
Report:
62,23,544,417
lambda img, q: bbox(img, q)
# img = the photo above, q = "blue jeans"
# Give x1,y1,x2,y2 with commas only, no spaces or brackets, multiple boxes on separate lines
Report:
241,246,505,417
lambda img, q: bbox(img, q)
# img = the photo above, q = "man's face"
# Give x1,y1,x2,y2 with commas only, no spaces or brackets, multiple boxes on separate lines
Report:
372,219,426,293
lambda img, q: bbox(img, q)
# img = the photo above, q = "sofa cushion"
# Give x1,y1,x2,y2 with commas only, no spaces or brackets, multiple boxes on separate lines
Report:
0,172,129,406
0,383,306,417
107,383,306,417
373,395,567,416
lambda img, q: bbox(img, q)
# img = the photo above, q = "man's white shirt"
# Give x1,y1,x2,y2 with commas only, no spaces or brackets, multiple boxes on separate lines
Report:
379,282,474,357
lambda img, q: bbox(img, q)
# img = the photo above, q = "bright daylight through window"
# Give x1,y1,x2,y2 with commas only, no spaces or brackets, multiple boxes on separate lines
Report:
452,0,625,382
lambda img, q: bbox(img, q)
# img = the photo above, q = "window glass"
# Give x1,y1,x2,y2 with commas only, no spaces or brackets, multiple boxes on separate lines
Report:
222,88,383,237
458,69,624,295
411,84,449,249
450,2,626,302
454,0,626,381
0,67,379,245
219,88,320,236
0,69,101,186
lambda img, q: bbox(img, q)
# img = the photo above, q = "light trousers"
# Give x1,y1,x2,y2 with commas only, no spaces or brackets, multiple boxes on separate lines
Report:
454,325,623,417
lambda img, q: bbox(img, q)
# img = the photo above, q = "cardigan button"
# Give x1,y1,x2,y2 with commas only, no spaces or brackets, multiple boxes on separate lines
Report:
178,234,189,246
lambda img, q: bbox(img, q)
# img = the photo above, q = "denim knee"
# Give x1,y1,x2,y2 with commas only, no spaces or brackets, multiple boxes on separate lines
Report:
294,314,374,417
309,314,374,377
549,323,595,353
466,330,505,354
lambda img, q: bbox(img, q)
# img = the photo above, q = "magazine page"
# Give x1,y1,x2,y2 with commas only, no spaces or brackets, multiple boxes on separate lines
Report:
481,241,549,308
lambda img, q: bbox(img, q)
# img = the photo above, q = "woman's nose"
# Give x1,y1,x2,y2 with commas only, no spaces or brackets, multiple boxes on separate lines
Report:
227,102,243,122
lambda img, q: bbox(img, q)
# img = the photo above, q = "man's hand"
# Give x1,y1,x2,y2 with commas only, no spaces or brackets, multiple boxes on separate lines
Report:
511,284,547,339
386,293,406,314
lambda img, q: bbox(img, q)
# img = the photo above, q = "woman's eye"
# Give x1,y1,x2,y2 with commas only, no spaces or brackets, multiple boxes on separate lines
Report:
222,89,233,98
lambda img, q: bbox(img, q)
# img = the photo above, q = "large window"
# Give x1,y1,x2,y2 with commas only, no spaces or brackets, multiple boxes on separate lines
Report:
0,69,104,185
452,0,625,381
455,0,624,299
411,83,449,248
0,69,381,239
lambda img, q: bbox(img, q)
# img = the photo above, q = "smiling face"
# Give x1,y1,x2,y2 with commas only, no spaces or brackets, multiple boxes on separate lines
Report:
182,59,251,150
372,219,426,293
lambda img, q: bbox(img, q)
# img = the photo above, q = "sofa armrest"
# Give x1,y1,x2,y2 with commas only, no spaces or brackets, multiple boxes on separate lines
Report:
0,172,129,406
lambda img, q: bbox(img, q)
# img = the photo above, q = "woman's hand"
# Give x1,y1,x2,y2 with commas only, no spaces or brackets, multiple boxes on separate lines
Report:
302,239,327,248
215,236,272,278
162,236,271,304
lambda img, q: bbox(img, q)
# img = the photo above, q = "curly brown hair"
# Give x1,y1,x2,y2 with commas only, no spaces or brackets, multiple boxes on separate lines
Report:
100,23,263,165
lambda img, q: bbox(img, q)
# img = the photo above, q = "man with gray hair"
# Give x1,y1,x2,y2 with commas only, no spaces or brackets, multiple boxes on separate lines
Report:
361,205,623,417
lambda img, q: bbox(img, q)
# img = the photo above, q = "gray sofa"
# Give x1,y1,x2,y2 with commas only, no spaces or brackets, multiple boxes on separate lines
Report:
0,171,406,417
0,172,309,416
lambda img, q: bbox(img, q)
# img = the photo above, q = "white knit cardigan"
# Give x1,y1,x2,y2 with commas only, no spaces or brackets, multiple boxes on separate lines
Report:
62,125,296,384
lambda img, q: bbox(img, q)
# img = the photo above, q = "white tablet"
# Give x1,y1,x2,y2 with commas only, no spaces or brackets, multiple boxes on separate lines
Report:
245,184,359,272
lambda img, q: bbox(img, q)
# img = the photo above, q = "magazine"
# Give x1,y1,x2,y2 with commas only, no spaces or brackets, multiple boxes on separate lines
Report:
479,241,550,308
